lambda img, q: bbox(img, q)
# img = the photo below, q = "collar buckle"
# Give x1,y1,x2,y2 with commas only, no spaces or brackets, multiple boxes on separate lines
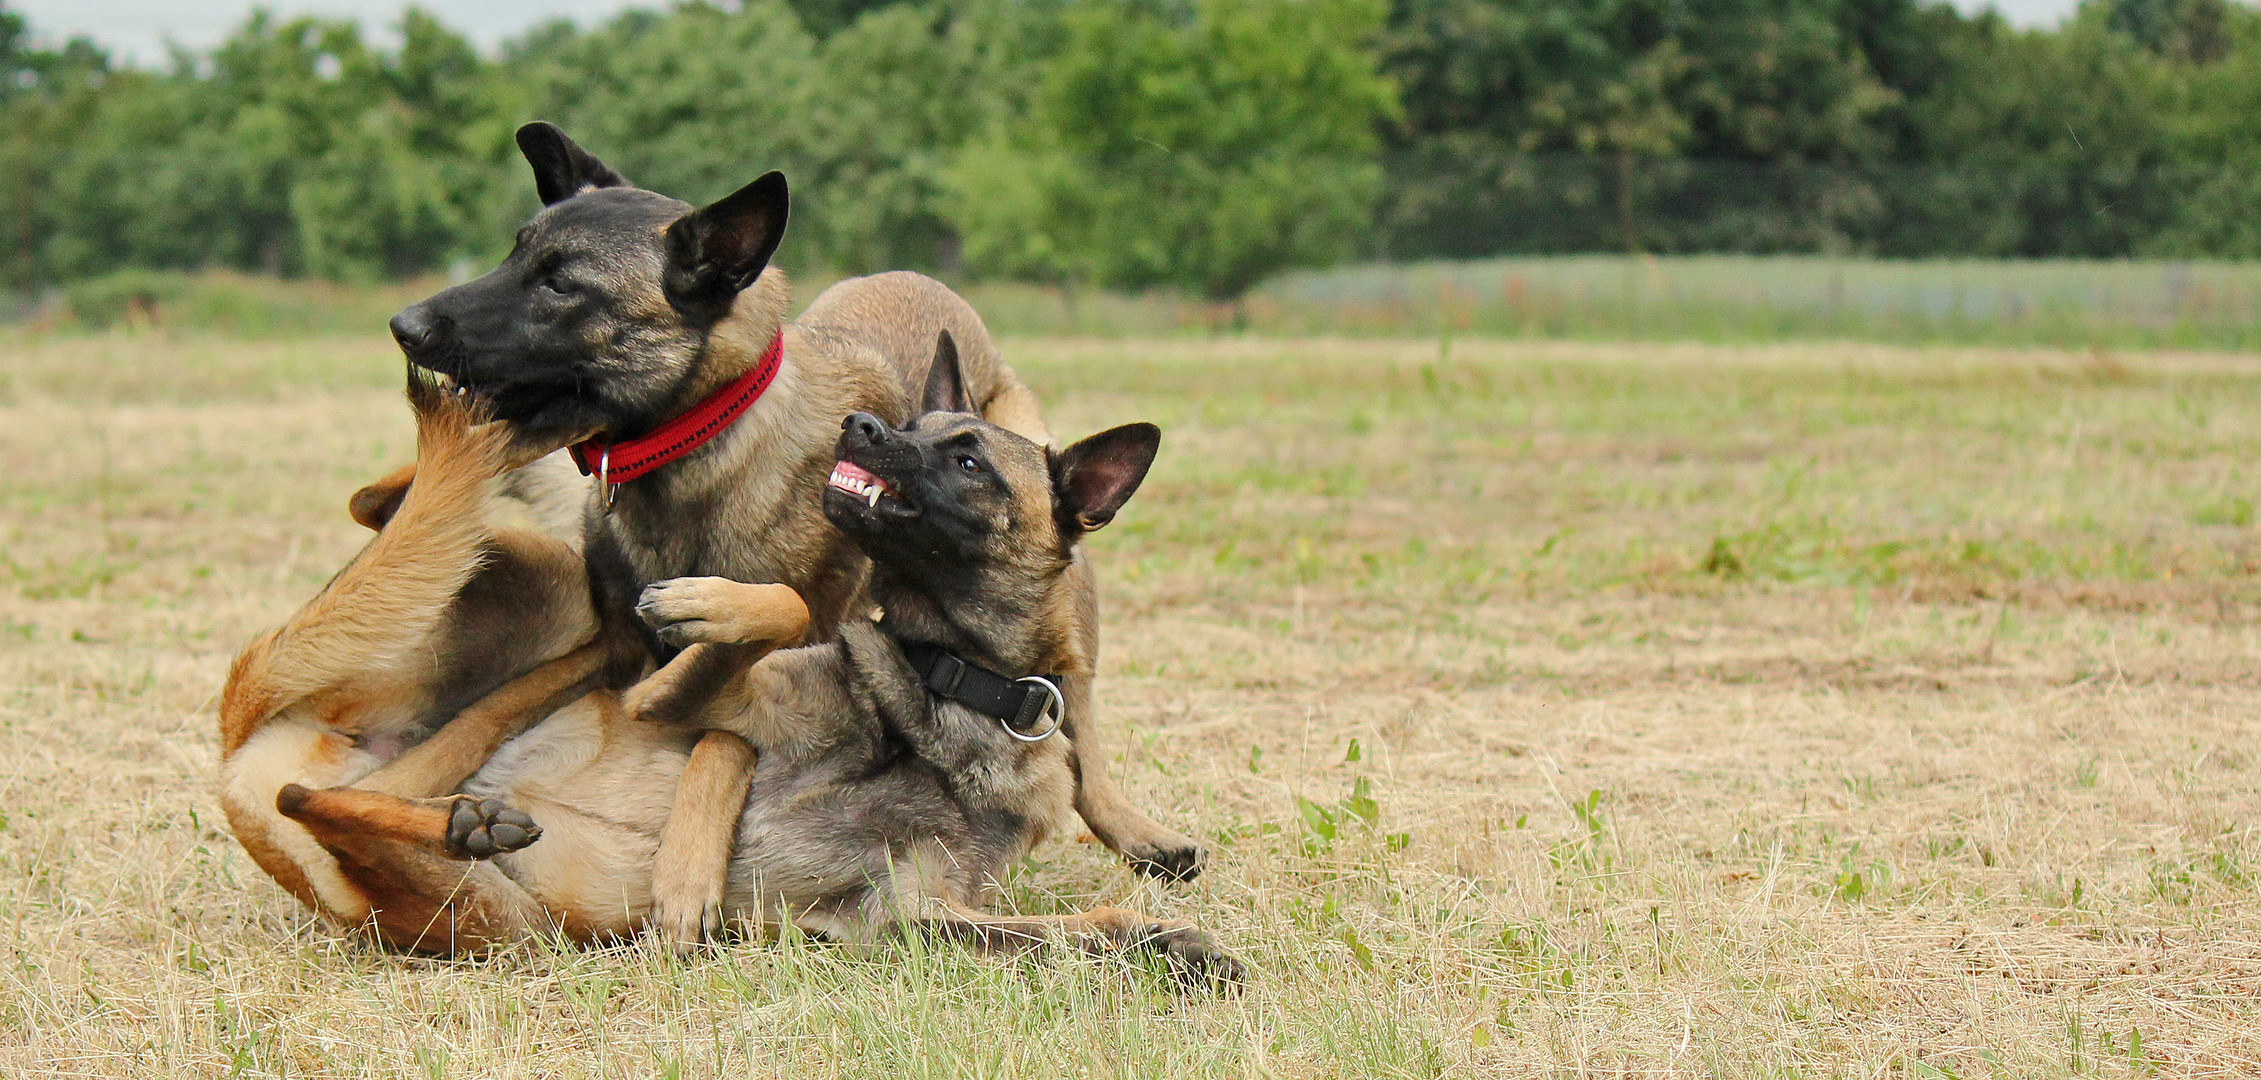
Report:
899,639,1064,744
566,329,784,500
923,652,967,697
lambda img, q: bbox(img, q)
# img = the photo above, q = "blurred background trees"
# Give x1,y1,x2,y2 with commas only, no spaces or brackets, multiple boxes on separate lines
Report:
944,0,1395,304
2,0,2259,301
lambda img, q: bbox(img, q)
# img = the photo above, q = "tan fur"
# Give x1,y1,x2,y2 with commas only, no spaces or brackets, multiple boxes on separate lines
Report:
647,732,758,945
227,374,1234,981
223,270,1196,960
217,377,601,928
276,784,555,952
360,150,1192,944
267,543,1227,974
795,274,1200,879
353,641,607,800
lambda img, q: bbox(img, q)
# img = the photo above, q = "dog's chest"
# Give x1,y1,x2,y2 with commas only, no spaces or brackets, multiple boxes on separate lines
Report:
591,471,864,646
619,485,830,583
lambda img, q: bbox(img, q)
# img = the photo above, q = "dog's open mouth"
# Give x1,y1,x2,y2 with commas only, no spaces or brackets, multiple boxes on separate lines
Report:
827,460,897,510
429,371,495,406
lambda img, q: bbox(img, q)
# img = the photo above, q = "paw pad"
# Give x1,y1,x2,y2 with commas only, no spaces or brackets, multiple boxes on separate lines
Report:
446,797,543,859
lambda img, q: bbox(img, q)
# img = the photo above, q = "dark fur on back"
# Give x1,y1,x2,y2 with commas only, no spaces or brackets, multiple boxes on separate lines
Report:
625,339,1170,930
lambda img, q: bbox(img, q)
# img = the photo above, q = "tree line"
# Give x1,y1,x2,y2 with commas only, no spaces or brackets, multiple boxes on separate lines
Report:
2,0,2257,302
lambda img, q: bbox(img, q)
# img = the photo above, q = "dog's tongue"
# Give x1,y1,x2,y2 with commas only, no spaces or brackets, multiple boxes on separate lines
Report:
828,460,892,507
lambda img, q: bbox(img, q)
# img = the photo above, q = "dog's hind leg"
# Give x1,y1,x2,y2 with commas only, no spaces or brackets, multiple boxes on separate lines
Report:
275,784,552,954
913,900,1244,991
1055,554,1207,881
221,378,522,757
354,639,607,800
648,731,756,953
626,577,808,952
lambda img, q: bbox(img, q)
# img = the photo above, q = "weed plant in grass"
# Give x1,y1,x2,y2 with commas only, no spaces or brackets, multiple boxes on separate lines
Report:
2,326,2259,1076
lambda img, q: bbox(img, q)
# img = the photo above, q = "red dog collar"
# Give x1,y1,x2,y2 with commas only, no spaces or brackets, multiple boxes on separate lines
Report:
568,330,784,492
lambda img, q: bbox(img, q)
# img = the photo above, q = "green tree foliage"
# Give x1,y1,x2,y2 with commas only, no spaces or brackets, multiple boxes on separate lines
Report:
803,0,1036,272
1890,10,2184,256
1378,0,2261,259
946,0,1397,301
28,11,505,282
509,2,820,211
2109,0,2229,62
5,0,2261,296
498,0,1038,274
2154,10,2261,255
0,10,108,288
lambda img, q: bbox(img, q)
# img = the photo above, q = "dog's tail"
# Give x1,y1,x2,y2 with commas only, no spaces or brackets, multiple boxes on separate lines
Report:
220,370,519,752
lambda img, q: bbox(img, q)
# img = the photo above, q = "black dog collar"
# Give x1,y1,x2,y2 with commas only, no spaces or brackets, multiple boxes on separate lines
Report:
896,640,1065,742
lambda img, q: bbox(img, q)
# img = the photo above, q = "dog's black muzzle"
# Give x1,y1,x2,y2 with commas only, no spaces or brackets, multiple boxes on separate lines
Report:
389,303,451,367
824,412,926,527
835,412,917,470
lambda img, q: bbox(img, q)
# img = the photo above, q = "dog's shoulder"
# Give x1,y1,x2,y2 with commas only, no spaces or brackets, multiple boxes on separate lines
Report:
779,321,907,421
791,272,1012,405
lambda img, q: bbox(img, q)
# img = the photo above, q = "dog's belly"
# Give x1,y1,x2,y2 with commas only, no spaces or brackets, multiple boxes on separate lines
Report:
720,756,1003,936
469,695,697,935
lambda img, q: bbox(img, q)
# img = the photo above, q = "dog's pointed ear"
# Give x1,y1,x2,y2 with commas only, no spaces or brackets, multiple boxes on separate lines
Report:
920,331,971,416
663,171,788,317
516,122,628,206
1051,423,1161,539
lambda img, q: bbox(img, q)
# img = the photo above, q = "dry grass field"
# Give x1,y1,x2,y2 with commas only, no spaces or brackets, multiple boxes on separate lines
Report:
3,327,2260,1078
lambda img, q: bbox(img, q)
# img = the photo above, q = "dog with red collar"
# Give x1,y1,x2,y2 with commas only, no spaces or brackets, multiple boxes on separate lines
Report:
255,338,1243,988
222,123,1204,954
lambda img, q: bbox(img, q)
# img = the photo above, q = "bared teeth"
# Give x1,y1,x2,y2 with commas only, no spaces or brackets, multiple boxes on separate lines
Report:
828,462,892,508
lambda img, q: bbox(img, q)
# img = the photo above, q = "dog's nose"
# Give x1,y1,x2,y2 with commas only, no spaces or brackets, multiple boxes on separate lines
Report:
843,413,890,444
389,305,441,356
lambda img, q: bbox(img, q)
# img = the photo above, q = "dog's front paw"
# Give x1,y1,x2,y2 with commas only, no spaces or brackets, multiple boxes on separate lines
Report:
637,578,809,649
636,577,740,647
445,796,542,860
1123,837,1207,882
648,869,726,956
1141,924,1246,992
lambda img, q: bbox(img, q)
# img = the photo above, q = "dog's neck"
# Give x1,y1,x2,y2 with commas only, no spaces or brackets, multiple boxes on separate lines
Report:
663,267,791,411
870,558,1087,680
599,266,798,506
593,264,823,582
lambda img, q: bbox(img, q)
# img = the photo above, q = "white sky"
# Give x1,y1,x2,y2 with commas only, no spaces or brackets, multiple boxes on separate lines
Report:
14,0,2090,68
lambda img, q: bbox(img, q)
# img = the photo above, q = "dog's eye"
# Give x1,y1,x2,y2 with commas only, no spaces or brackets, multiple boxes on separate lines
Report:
537,275,570,296
957,456,981,474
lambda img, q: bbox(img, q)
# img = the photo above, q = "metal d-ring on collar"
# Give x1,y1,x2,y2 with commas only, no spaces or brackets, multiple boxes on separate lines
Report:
598,445,615,509
1006,675,1065,742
